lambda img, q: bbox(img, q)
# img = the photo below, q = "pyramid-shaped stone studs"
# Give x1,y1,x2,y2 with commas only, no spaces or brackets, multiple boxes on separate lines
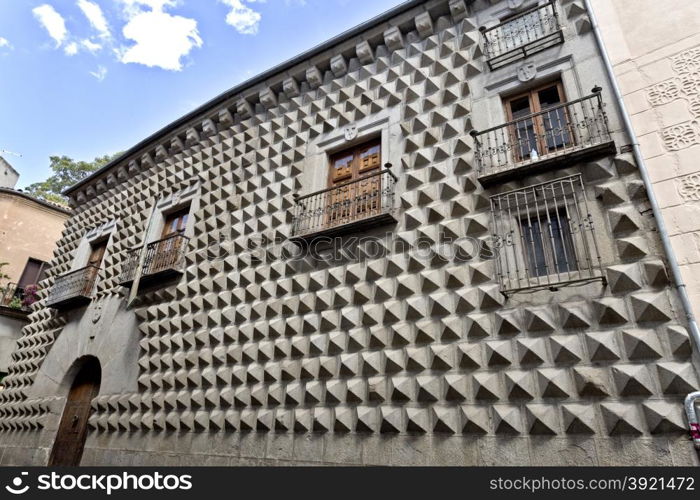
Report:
642,401,687,434
561,403,597,434
492,405,521,435
611,365,655,396
620,329,663,360
600,403,643,435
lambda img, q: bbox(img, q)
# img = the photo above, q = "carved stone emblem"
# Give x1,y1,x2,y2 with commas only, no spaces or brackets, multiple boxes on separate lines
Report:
517,62,537,82
91,301,103,325
344,125,358,141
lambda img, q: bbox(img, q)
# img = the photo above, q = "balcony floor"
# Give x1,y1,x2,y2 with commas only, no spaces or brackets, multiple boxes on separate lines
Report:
477,141,617,186
47,294,92,311
290,212,397,245
121,267,184,289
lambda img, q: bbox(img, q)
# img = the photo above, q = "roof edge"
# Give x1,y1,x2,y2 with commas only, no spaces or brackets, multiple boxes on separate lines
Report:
64,0,430,196
0,187,72,215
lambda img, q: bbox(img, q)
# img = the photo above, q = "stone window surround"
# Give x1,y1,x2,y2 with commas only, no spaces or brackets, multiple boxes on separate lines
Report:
299,107,403,198
474,55,585,132
70,220,117,273
141,183,201,248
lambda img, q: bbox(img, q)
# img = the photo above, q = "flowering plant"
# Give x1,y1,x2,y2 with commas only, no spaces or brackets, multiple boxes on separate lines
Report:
21,284,40,308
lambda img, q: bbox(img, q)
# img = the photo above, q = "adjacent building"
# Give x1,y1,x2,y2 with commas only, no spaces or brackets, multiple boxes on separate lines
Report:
0,156,20,189
0,166,71,390
0,0,698,466
589,0,700,325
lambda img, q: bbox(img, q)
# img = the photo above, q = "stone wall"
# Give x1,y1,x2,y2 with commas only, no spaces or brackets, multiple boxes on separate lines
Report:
0,0,698,466
0,313,28,374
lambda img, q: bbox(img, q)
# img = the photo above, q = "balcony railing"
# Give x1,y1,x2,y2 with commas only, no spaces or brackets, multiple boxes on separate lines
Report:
480,0,563,70
471,90,615,185
120,232,189,287
0,283,30,313
46,265,99,310
290,168,397,243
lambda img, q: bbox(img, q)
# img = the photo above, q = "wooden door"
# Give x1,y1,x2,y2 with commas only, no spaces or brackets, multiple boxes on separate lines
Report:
49,358,101,466
327,140,381,227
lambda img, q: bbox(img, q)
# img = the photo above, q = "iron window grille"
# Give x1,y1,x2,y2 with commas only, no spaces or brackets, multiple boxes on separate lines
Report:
471,89,614,184
490,175,606,295
480,0,564,70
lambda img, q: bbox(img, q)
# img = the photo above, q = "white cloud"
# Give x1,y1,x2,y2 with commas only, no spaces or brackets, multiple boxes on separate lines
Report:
33,4,68,47
82,39,103,53
219,0,262,35
64,41,79,55
118,1,202,71
77,0,111,39
90,65,108,81
0,37,12,50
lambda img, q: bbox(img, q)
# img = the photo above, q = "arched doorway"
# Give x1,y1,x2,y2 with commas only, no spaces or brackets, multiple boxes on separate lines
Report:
49,356,101,466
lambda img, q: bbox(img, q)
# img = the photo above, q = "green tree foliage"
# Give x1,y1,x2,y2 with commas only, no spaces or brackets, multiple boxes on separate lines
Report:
24,153,122,205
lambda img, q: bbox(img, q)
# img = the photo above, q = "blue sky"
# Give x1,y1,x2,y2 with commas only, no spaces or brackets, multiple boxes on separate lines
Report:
0,0,404,188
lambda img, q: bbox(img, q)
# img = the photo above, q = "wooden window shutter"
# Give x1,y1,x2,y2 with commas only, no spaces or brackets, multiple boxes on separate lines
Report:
359,146,381,174
331,155,353,184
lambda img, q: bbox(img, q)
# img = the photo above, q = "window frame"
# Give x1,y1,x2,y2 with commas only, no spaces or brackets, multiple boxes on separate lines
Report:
503,80,573,162
16,258,48,289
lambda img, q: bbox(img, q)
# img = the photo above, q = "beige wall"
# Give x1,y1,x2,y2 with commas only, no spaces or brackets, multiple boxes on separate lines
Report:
591,0,700,318
0,192,69,285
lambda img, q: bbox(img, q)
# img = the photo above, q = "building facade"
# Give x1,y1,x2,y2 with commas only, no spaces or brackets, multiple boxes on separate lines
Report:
0,0,698,466
0,185,70,388
589,0,700,327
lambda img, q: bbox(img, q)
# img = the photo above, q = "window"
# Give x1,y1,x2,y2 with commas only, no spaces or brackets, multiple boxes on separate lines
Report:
82,239,108,295
490,175,605,294
327,139,382,224
162,207,190,238
17,258,48,290
521,207,576,277
88,240,108,268
504,81,573,162
290,137,397,241
146,205,190,277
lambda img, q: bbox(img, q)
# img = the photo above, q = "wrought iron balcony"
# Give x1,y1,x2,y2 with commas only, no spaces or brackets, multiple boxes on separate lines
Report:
46,265,99,310
120,232,189,288
471,90,616,185
480,0,564,70
290,168,397,243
